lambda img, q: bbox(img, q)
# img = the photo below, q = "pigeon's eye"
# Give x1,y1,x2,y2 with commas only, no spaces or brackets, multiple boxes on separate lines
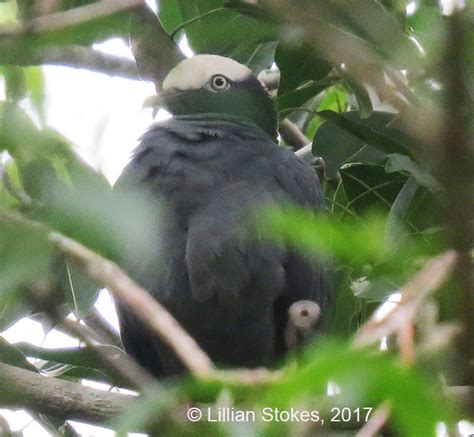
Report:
210,74,230,92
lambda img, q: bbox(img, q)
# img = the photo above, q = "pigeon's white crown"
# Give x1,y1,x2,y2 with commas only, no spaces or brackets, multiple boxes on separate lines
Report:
162,55,253,92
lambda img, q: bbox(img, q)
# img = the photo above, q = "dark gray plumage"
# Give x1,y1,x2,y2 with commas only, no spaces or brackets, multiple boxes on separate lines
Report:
114,56,330,377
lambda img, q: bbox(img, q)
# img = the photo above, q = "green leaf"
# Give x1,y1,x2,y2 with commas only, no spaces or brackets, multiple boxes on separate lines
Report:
407,5,445,62
3,66,26,102
329,268,360,335
0,288,31,332
313,111,390,178
258,207,387,265
15,342,135,387
0,218,53,295
24,66,46,125
319,110,413,154
265,341,457,436
0,214,53,333
15,341,117,368
313,110,419,178
304,84,349,139
159,0,184,33
385,153,440,192
0,2,134,64
162,0,276,68
0,337,36,370
229,40,277,73
275,42,332,96
340,164,408,215
385,176,420,248
278,78,337,116
60,261,100,318
319,0,420,68
0,1,18,25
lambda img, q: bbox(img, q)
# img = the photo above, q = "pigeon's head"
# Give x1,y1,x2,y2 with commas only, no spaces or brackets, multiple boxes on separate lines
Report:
158,55,277,140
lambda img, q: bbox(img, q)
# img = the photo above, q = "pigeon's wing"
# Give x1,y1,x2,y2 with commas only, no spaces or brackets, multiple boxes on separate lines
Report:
185,180,288,305
269,149,332,355
185,146,331,330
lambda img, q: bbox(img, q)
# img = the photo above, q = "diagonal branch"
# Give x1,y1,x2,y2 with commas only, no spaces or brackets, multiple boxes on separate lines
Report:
129,3,184,89
353,250,458,348
49,232,216,379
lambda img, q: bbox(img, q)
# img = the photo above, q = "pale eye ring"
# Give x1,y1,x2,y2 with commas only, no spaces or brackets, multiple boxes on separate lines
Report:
210,74,230,92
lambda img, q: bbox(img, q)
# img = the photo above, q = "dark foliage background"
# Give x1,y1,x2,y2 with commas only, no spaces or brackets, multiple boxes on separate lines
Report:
0,0,472,435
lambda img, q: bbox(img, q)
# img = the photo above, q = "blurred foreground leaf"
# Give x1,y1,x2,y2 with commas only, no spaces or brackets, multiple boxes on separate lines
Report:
0,1,140,64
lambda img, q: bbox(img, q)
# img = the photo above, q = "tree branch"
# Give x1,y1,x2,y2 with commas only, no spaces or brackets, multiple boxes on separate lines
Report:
83,307,122,348
0,0,144,37
0,46,145,81
0,362,133,427
50,232,216,379
129,3,184,89
440,8,474,391
354,250,458,348
280,118,310,150
59,316,154,390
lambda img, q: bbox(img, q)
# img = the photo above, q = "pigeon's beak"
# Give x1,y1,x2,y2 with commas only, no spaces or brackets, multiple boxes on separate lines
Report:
143,93,165,110
143,91,175,117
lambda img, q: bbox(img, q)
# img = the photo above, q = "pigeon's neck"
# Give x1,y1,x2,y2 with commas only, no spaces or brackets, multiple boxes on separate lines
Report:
171,114,277,142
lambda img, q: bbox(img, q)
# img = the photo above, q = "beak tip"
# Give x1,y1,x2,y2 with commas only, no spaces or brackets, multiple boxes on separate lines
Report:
143,94,163,109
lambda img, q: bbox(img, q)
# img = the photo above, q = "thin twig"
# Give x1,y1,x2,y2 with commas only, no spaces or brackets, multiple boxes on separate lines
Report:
0,161,35,206
353,250,458,348
22,279,154,391
356,403,391,437
83,307,122,348
60,317,153,390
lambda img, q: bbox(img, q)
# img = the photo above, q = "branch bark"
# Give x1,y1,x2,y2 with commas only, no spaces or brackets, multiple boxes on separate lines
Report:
0,362,133,427
0,46,144,80
0,0,144,37
129,3,184,89
440,8,474,391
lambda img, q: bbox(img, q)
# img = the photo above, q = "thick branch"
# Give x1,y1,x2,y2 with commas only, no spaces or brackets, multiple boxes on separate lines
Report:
0,46,144,80
129,3,184,88
440,9,474,390
280,119,310,150
0,362,133,426
0,0,144,37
